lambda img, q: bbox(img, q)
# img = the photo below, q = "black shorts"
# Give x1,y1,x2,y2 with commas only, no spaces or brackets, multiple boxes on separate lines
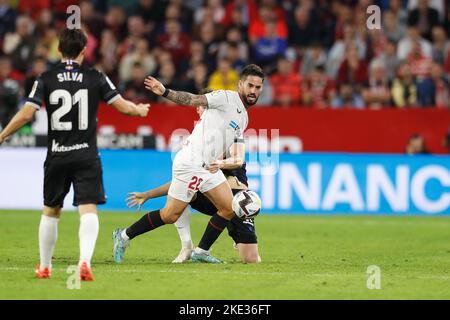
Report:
43,158,106,207
190,190,257,244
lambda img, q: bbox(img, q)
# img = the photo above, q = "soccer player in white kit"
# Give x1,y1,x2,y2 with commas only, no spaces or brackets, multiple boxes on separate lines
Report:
113,64,265,263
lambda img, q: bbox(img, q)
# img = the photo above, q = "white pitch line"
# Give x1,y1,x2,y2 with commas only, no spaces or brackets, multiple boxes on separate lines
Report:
0,267,297,276
1,267,449,280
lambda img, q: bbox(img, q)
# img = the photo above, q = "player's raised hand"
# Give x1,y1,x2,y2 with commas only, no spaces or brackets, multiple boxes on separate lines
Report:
136,103,150,117
144,76,165,96
0,135,5,145
126,192,147,210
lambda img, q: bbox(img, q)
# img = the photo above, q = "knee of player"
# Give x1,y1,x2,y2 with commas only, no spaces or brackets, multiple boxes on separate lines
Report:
218,209,234,219
162,213,180,224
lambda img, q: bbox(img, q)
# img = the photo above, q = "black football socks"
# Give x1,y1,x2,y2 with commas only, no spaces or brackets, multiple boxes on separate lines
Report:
198,213,229,251
125,210,165,240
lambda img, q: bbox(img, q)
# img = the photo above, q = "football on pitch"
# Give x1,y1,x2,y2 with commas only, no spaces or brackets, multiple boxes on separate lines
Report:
232,190,261,219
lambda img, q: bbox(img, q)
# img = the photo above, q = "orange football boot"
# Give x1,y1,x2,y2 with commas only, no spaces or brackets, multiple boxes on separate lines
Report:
79,262,94,281
35,265,51,279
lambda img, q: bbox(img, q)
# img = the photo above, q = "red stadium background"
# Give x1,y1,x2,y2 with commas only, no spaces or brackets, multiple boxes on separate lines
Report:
98,103,450,154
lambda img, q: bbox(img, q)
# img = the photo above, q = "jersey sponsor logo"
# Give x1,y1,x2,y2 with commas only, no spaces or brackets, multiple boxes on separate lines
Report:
51,139,89,153
237,108,242,114
57,72,83,83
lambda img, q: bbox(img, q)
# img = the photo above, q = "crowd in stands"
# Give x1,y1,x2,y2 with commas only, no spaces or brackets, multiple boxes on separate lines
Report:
0,0,449,129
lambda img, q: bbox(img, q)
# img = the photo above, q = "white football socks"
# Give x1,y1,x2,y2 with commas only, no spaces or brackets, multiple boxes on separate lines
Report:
79,213,99,268
39,215,59,270
174,207,193,249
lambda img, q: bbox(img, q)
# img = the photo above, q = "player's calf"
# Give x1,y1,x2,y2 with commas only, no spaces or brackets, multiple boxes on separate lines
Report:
196,182,235,252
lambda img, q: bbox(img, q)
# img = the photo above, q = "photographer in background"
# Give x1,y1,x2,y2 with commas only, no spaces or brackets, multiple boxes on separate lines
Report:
405,133,430,155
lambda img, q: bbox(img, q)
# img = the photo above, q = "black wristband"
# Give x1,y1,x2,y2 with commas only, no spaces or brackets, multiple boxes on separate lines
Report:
162,88,170,97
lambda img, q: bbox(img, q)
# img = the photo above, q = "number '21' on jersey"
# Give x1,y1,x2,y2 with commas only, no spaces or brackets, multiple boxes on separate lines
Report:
26,60,120,163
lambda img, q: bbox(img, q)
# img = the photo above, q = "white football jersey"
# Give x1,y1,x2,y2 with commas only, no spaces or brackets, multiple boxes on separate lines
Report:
176,90,248,166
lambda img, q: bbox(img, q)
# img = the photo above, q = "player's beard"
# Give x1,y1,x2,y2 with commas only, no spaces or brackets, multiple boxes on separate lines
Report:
243,93,259,106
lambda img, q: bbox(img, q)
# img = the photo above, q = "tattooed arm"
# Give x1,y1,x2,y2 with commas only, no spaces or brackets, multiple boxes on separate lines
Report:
144,76,208,107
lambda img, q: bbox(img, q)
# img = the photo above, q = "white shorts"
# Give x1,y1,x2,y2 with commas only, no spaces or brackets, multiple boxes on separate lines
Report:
168,154,227,203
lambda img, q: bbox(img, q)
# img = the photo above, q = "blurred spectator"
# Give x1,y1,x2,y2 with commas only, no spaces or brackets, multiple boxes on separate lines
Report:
157,19,191,67
82,25,99,67
408,0,446,21
221,0,258,28
443,127,450,153
362,60,392,109
18,0,50,20
3,15,36,74
108,0,139,17
255,77,273,105
184,62,208,94
248,6,287,44
431,26,450,65
0,56,20,129
405,133,429,154
333,2,353,41
98,29,119,79
104,6,127,41
397,26,432,60
446,49,450,74
194,0,225,25
326,24,366,79
154,61,181,102
391,63,419,108
445,5,450,35
407,0,440,40
24,57,48,98
37,27,60,64
407,40,432,81
375,39,401,82
80,0,105,40
382,8,406,43
225,43,247,73
270,57,302,106
34,8,53,38
207,57,239,90
300,42,327,76
197,21,220,60
122,62,152,102
337,45,369,90
331,82,364,109
118,15,149,59
119,38,156,83
217,27,249,64
302,65,336,108
0,0,17,39
252,20,287,70
133,0,165,34
165,0,194,31
388,0,409,31
288,4,320,49
417,62,449,108
179,41,211,77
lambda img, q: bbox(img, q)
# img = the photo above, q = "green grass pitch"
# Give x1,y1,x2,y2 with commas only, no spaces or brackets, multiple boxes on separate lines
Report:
1,210,450,299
